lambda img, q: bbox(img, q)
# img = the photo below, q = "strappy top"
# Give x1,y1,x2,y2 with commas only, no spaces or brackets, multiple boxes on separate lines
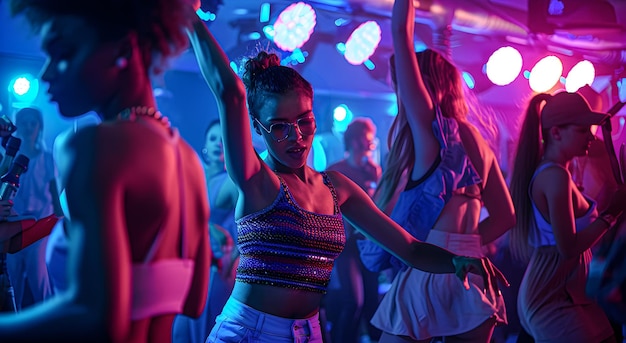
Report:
130,127,195,320
359,105,482,272
528,161,598,247
235,172,346,294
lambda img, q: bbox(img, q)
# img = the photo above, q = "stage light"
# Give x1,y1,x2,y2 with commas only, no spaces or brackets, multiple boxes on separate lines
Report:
414,41,427,53
196,9,216,22
9,74,39,105
260,3,271,23
344,21,382,66
281,48,308,66
333,104,349,122
272,2,316,52
333,104,354,132
336,42,346,54
363,60,375,70
529,56,563,93
565,60,595,93
12,77,30,96
462,71,476,89
618,78,626,103
387,102,398,116
485,46,523,86
196,0,222,23
333,104,353,133
229,61,238,73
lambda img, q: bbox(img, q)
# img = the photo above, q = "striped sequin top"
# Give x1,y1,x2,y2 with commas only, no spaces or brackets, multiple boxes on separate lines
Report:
235,172,346,293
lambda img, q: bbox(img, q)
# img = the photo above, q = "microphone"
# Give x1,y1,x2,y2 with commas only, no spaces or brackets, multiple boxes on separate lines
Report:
0,154,29,201
0,137,21,177
0,153,57,253
0,115,17,150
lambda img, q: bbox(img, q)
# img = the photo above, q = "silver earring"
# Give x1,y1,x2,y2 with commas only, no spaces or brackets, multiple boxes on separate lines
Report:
115,57,128,69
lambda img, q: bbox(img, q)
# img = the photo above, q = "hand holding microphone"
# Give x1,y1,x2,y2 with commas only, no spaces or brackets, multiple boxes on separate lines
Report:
0,154,29,201
0,154,61,252
0,115,16,140
0,200,12,222
0,137,21,177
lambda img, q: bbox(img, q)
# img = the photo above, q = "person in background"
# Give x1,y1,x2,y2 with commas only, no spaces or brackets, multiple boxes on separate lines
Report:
6,107,61,310
509,90,626,343
188,12,507,343
1,0,210,342
324,117,382,343
358,0,516,342
173,119,238,343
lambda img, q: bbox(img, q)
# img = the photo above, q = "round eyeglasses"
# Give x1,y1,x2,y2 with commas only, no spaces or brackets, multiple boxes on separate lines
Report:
253,117,317,142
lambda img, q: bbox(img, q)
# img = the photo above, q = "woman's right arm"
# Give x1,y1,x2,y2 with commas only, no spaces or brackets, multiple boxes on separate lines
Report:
542,166,621,258
391,0,439,173
187,16,261,186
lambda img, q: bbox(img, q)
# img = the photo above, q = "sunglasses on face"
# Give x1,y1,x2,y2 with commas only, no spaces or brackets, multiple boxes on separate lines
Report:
253,116,317,142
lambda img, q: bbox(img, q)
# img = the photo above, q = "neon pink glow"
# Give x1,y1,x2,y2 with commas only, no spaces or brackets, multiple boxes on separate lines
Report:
273,2,317,52
344,21,381,66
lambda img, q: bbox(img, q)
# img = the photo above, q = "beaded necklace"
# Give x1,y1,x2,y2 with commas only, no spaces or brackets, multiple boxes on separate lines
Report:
116,106,171,128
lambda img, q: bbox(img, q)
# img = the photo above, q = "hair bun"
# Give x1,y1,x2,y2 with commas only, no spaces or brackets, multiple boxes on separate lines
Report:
242,51,281,89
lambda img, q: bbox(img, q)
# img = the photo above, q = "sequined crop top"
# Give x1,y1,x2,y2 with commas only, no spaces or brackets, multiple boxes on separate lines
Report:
235,172,346,293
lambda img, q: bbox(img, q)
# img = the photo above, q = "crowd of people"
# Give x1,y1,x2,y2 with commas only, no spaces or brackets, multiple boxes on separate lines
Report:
0,0,624,342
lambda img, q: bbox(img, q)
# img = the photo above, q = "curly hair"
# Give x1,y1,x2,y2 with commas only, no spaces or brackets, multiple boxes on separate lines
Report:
242,51,313,119
9,0,194,74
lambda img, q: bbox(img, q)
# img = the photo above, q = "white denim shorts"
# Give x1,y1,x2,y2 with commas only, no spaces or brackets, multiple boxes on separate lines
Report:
206,296,323,343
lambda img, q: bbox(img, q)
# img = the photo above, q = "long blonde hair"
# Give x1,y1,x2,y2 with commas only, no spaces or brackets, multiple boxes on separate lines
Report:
375,49,468,211
509,93,552,262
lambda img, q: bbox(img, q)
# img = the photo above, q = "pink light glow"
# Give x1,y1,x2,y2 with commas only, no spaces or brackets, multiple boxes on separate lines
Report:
344,21,381,65
273,2,317,52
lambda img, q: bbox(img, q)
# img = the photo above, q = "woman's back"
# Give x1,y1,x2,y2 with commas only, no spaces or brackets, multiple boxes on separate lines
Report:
96,121,208,263
80,120,210,343
434,119,486,235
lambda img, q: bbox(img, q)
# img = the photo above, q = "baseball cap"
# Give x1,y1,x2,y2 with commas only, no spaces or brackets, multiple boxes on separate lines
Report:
541,91,609,128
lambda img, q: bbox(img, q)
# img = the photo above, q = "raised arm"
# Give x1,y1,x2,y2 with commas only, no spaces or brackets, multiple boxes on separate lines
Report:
391,0,439,173
187,16,260,186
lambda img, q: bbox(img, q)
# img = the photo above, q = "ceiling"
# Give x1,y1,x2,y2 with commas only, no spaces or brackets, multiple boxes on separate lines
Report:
1,0,626,99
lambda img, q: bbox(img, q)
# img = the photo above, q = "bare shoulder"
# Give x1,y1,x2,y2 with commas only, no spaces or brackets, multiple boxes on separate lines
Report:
457,120,493,173
55,125,99,179
324,170,363,202
324,169,352,187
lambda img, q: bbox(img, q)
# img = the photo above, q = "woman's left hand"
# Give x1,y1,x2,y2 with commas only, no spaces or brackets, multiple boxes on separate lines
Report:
452,255,509,295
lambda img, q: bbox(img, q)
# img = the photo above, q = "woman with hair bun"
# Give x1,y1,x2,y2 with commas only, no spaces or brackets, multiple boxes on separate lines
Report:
1,1,210,342
187,14,507,343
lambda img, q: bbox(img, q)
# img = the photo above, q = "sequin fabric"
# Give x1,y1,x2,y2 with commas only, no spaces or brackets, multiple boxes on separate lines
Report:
235,172,346,293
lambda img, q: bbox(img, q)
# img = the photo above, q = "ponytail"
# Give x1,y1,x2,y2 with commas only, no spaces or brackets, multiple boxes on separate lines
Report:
509,93,552,262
